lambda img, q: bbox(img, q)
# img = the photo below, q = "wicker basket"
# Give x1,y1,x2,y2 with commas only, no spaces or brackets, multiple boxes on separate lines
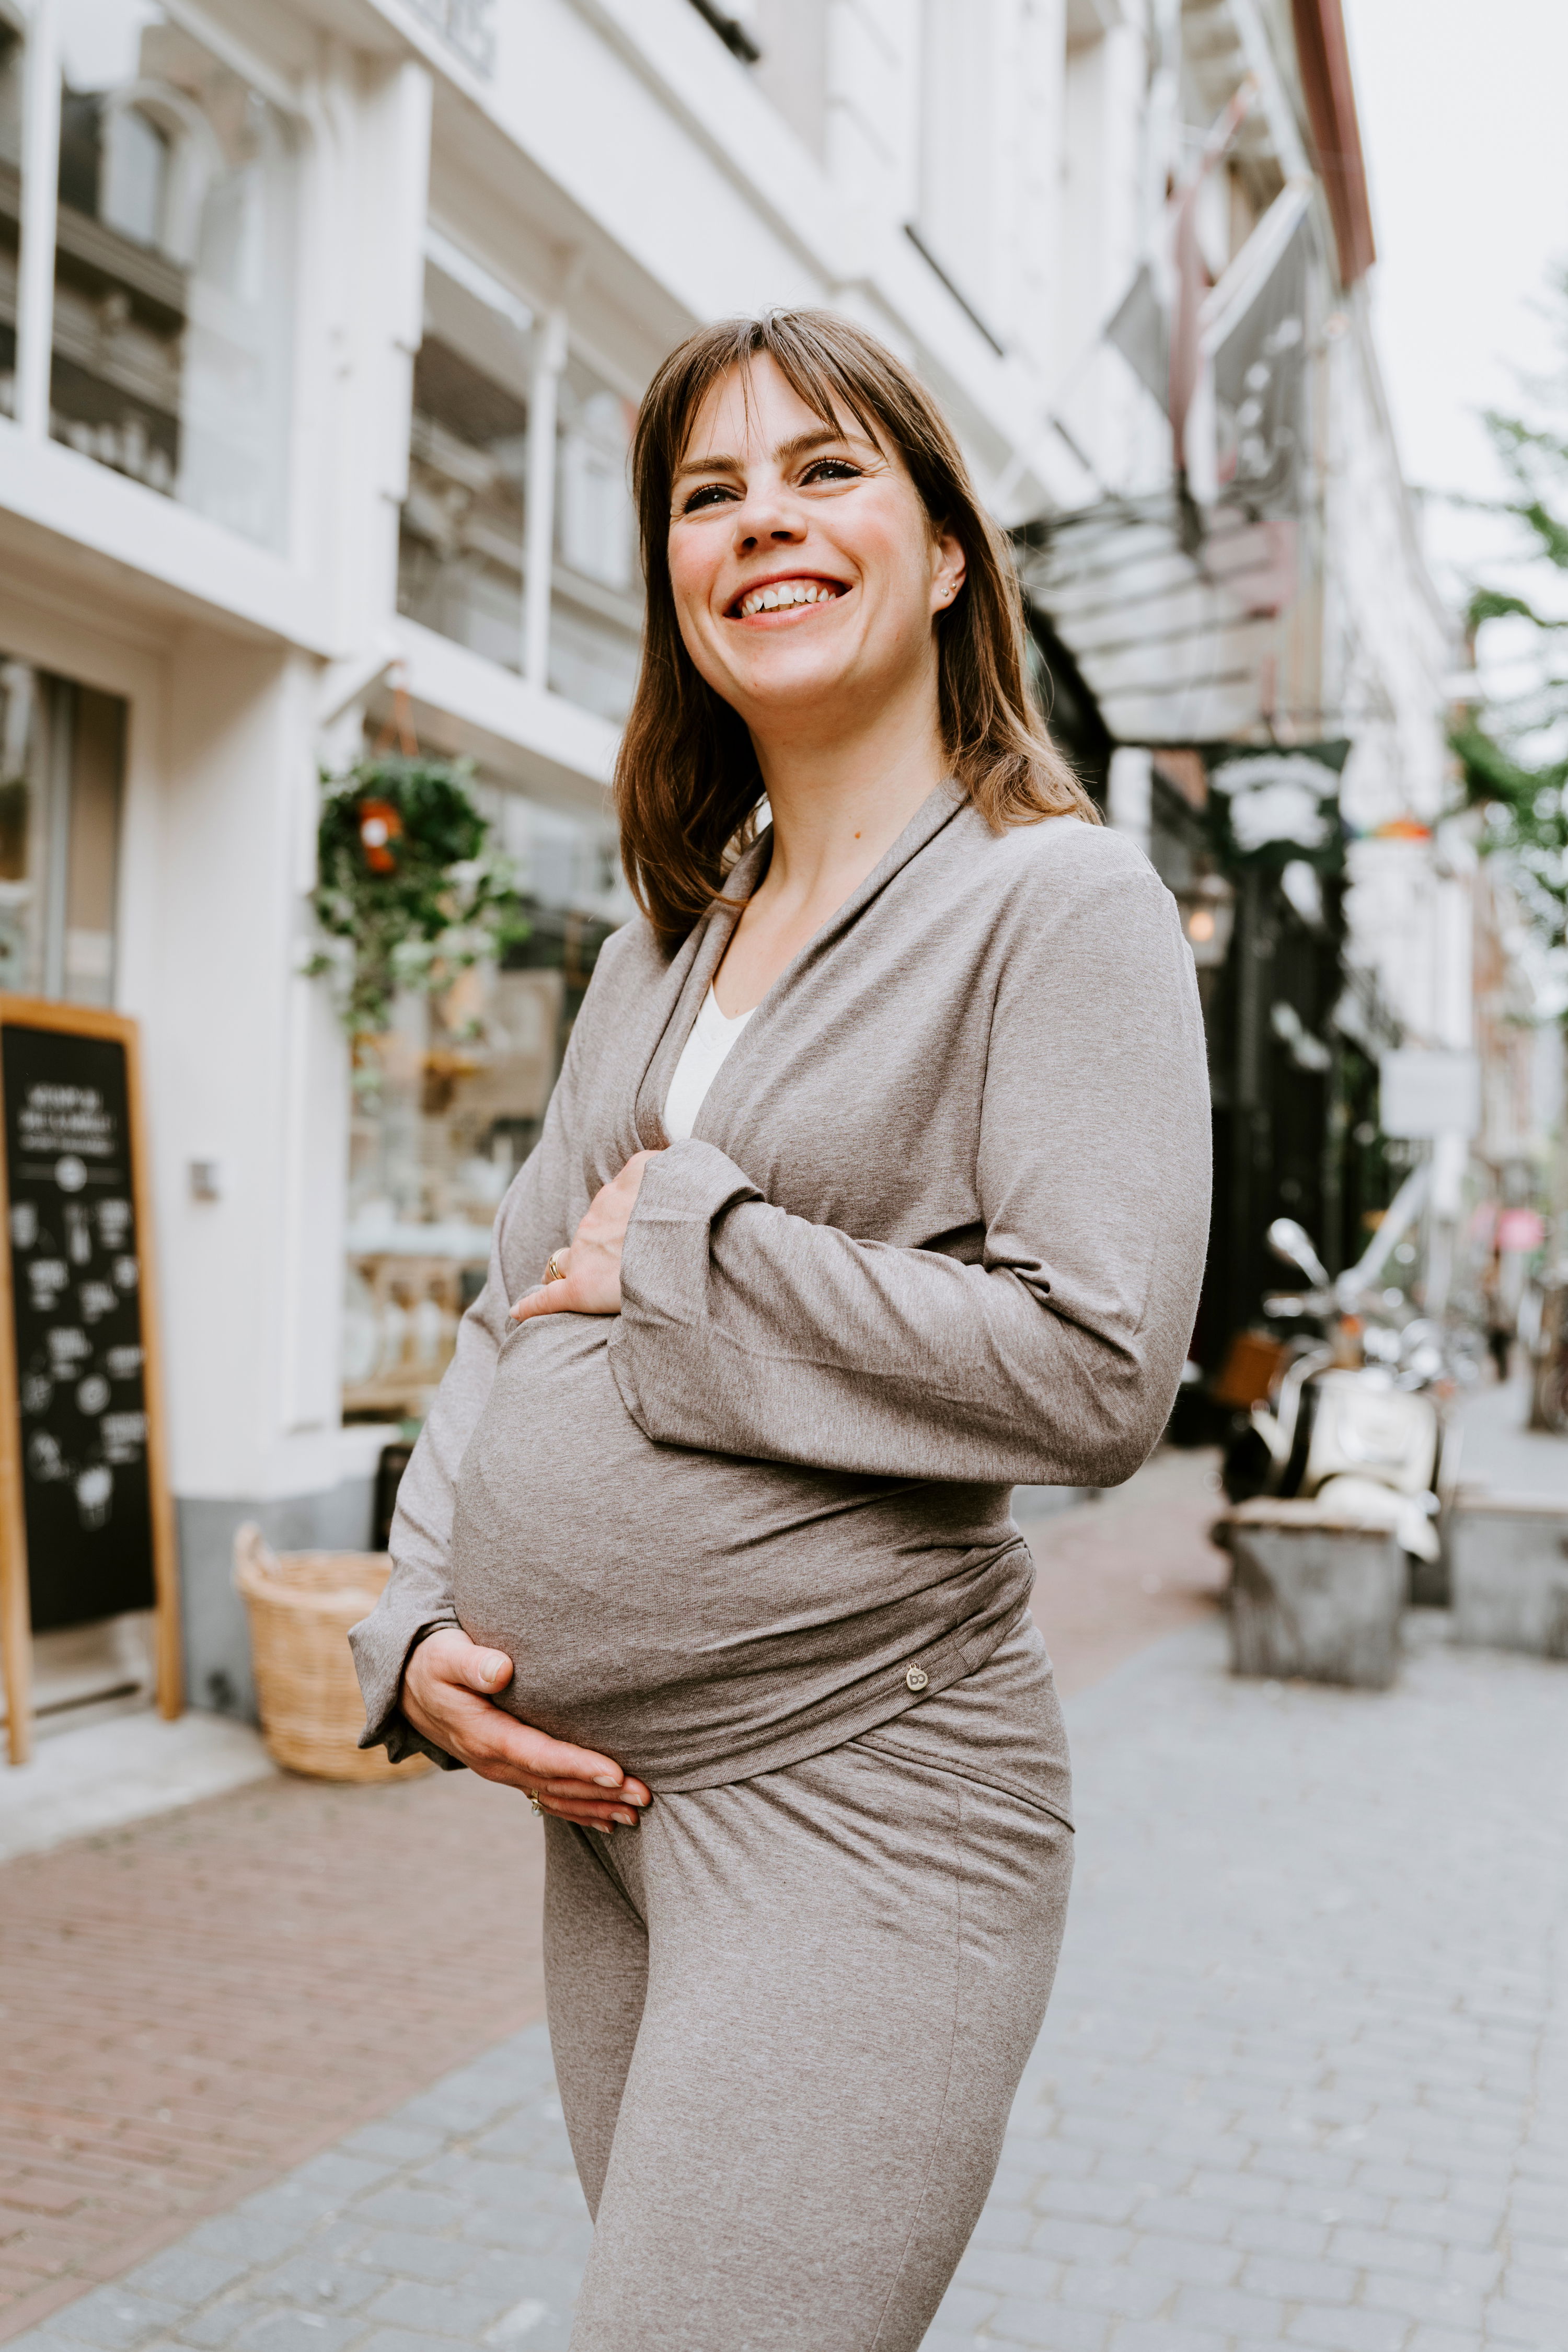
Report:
234,1525,432,1783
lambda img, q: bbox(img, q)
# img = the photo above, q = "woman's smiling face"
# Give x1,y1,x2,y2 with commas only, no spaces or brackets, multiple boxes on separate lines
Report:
666,354,964,731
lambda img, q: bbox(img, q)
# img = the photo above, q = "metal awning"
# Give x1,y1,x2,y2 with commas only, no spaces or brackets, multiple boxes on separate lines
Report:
1017,494,1301,747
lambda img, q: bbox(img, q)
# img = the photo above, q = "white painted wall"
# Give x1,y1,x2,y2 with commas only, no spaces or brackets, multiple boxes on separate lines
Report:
1327,297,1460,1052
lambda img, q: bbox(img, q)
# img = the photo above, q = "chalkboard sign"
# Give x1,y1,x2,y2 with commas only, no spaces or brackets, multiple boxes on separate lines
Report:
0,999,179,1764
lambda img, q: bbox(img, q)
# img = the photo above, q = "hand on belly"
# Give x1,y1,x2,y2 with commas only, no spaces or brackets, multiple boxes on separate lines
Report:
401,1627,651,1830
510,1149,661,1326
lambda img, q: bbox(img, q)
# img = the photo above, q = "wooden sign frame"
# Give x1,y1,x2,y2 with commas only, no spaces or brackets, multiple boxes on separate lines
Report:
0,997,180,1765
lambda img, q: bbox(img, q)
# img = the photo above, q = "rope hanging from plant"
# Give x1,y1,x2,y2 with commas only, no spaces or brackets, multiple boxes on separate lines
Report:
308,687,529,1038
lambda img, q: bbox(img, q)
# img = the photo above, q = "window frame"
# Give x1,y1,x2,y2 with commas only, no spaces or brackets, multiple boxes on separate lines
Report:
405,214,645,712
10,0,308,556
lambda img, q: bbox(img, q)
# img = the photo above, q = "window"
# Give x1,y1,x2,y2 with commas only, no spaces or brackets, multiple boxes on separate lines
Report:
341,781,622,1424
398,237,535,671
396,247,645,721
50,0,296,547
549,352,642,723
0,658,125,1006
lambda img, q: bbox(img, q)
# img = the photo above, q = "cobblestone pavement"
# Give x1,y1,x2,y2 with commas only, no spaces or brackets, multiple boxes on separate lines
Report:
0,1454,1224,2338
6,1605,1567,2352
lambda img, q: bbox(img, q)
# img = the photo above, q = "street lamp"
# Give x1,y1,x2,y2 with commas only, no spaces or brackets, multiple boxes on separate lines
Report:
1178,873,1236,968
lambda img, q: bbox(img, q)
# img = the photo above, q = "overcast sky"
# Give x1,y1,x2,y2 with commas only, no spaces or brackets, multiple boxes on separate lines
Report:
1343,0,1568,614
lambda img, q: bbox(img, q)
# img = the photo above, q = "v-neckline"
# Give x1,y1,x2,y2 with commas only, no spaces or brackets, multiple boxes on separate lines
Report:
698,985,756,1034
630,778,969,1149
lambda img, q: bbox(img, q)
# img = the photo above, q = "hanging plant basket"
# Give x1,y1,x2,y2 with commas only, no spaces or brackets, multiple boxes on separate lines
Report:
307,753,531,1040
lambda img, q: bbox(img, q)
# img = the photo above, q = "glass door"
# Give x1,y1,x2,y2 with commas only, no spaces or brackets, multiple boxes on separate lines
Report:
0,658,126,1006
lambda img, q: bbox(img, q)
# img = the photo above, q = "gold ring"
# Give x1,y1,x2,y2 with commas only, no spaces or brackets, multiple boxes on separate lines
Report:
529,1795,544,1815
544,1253,565,1284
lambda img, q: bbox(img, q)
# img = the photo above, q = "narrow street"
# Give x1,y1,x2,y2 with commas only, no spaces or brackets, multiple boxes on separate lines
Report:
2,3,1561,2347
5,1449,1567,2352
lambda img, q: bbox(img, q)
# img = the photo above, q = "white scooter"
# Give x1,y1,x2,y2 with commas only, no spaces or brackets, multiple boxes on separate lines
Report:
1240,1170,1444,1566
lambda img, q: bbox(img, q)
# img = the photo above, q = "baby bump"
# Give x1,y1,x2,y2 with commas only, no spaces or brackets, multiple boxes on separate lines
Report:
452,1321,875,1704
448,1313,1028,1773
449,1316,718,1724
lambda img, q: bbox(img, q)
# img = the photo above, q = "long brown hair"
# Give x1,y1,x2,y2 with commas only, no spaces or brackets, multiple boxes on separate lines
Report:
614,309,1099,949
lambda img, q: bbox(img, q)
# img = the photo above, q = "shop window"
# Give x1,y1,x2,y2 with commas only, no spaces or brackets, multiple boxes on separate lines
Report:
549,353,642,723
49,1,296,548
0,657,125,1005
342,787,621,1425
0,5,23,416
397,238,534,671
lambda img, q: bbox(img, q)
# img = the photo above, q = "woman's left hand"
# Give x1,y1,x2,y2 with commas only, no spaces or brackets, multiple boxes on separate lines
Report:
511,1149,662,1324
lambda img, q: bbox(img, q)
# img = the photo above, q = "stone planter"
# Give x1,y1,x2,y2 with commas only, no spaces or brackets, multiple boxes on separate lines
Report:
1449,1490,1568,1659
1221,1500,1405,1690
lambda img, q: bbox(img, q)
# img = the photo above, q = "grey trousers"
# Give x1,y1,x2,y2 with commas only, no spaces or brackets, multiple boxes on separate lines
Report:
542,1617,1075,2352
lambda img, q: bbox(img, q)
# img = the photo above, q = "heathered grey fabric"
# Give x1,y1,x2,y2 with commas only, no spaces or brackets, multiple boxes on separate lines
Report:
349,783,1210,1787
545,1614,1075,2352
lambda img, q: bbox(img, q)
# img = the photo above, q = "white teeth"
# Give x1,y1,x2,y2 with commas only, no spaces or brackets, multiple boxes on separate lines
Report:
739,580,838,618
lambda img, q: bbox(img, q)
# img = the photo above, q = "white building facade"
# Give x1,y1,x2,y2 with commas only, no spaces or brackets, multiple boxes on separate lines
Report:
0,0,1165,1716
0,0,1452,1717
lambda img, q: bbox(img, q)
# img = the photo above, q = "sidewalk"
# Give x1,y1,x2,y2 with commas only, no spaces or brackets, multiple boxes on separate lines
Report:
1451,1373,1568,1506
5,1610,1566,2352
1017,1448,1227,1694
12,1447,1568,2349
0,1713,274,1869
0,1772,550,2341
0,1450,1226,2342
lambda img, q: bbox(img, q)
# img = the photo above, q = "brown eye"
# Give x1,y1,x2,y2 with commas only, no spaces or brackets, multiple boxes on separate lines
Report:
682,483,734,513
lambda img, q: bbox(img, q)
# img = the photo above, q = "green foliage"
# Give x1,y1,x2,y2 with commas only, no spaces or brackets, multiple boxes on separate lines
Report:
1468,587,1564,632
308,754,531,1037
1451,266,1568,961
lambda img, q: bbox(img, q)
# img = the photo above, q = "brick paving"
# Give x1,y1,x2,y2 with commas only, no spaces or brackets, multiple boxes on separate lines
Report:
2,1581,1565,2347
1019,1450,1228,1696
0,1773,548,2342
0,1452,1225,2343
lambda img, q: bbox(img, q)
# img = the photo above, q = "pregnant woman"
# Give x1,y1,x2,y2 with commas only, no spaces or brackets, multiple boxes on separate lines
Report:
352,309,1210,2351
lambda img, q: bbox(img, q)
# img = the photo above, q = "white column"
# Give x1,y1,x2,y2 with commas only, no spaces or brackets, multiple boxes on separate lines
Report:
523,306,568,689
275,658,349,1441
1108,745,1152,859
15,0,61,439
322,55,430,652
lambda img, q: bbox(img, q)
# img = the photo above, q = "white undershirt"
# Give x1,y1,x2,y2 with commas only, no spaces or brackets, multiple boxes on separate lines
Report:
663,986,756,1142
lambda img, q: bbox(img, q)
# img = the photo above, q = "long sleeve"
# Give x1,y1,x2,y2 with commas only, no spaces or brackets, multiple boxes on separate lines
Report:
348,1017,590,1763
608,861,1210,1489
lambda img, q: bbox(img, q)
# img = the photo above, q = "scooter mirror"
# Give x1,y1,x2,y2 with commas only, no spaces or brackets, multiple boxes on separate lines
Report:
1266,1218,1331,1287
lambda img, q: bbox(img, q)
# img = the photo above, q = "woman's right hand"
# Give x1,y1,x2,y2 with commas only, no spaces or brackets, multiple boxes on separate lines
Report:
401,1628,650,1831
